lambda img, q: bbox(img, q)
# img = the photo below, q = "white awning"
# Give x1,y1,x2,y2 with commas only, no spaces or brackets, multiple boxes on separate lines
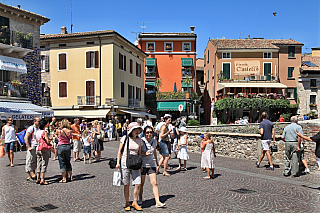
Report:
217,82,287,91
0,108,41,120
54,109,110,118
0,102,54,117
0,55,27,73
119,109,156,118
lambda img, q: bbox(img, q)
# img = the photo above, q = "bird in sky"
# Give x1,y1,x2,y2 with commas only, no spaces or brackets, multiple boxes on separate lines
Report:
273,12,277,16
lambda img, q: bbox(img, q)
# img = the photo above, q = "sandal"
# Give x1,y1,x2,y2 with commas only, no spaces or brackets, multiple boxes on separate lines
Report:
163,173,171,176
132,203,142,211
203,176,210,180
40,181,49,185
167,166,173,170
175,167,181,171
124,206,131,211
26,177,34,182
35,180,40,184
59,179,67,183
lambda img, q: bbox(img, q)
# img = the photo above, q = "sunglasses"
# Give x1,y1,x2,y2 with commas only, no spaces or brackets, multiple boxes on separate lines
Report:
145,131,153,134
8,120,12,121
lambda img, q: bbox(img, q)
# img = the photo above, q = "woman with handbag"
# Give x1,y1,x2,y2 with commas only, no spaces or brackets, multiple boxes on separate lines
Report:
35,119,52,185
116,122,143,211
297,131,320,171
92,120,104,162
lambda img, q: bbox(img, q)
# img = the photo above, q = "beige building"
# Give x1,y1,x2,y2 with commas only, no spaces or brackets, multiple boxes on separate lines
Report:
40,28,153,119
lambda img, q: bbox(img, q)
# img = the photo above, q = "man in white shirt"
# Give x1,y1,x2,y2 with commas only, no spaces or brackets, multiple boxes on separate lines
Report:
24,117,40,182
1,117,18,167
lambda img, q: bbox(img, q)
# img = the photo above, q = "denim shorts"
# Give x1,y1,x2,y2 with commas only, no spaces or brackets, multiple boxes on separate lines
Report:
159,140,170,156
83,145,91,154
5,142,15,153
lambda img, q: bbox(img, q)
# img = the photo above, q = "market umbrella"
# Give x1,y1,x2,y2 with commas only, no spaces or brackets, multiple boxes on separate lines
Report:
173,82,177,92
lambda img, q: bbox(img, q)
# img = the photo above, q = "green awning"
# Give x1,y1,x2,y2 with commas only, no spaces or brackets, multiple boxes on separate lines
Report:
145,82,155,87
157,101,186,111
145,58,156,67
182,58,193,67
182,81,193,88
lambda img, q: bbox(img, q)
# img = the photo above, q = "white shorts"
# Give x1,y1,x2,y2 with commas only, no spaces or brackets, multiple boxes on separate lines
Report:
73,140,81,152
121,168,141,186
261,140,271,151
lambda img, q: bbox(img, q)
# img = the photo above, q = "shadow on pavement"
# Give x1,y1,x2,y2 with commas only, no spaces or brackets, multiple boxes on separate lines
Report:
168,166,197,175
142,194,175,209
46,173,95,183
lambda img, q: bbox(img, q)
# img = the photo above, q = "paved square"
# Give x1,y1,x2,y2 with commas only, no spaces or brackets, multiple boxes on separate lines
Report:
0,140,319,212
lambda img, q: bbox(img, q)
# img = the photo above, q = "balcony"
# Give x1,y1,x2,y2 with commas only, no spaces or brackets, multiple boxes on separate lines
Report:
145,71,156,79
77,96,101,106
218,74,279,83
42,97,51,107
216,92,286,100
0,30,33,49
128,98,140,108
157,92,187,100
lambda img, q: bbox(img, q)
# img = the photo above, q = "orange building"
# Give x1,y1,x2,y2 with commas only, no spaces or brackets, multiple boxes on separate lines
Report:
138,27,197,115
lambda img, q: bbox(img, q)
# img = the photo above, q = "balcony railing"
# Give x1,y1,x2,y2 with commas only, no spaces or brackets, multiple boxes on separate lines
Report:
218,74,279,83
42,97,51,107
216,93,286,100
128,98,140,107
145,72,156,78
0,30,33,49
77,96,101,106
0,83,27,98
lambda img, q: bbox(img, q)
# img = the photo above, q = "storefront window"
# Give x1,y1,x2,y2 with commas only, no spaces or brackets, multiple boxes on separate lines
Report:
0,70,27,98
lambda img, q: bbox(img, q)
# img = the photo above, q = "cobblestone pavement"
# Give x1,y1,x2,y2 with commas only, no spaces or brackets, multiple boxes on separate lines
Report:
0,140,320,212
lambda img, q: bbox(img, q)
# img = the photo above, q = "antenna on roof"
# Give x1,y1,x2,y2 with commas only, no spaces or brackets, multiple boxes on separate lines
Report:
137,22,151,33
63,0,73,33
239,32,244,39
131,31,141,46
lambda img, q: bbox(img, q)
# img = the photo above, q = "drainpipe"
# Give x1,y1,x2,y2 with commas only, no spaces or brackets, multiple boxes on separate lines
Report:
98,35,102,106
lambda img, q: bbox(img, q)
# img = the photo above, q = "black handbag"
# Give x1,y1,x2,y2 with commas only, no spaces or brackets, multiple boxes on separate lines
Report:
125,136,142,170
270,144,278,152
109,158,117,169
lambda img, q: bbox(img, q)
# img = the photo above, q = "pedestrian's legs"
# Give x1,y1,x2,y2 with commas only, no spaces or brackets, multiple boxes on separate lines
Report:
88,153,92,163
54,148,57,160
283,143,292,175
149,173,162,204
163,155,170,174
83,153,87,164
133,184,141,205
211,168,215,178
139,174,146,201
302,160,309,170
257,150,265,165
265,150,273,167
73,151,76,161
184,160,187,169
206,167,210,178
177,159,182,169
124,185,130,205
9,150,14,166
291,143,299,176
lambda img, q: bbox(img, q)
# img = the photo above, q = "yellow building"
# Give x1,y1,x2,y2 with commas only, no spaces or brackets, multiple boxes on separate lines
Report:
40,28,154,120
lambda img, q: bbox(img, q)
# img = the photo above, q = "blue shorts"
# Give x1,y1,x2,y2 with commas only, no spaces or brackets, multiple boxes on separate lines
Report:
5,142,15,153
159,140,170,156
83,146,91,154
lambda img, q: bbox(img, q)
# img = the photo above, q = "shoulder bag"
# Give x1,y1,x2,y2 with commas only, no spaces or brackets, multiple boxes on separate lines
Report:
38,131,53,151
97,127,105,140
126,136,142,170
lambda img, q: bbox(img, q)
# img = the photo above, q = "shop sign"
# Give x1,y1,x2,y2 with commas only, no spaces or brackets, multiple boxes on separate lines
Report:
234,61,260,74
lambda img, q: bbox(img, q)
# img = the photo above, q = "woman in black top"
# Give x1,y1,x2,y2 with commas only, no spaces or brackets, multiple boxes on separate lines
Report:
297,131,320,170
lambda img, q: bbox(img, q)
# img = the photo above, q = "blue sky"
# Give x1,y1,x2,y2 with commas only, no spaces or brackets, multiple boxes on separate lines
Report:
5,0,320,57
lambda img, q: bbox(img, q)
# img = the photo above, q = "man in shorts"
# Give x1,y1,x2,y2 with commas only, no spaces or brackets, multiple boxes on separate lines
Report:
256,112,275,170
1,117,18,167
25,117,40,181
71,118,82,161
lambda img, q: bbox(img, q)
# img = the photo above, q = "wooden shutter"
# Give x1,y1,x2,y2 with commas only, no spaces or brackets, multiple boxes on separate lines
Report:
130,59,133,74
139,64,141,77
288,67,292,78
86,52,91,68
95,51,99,68
285,88,288,97
45,55,49,71
124,55,126,71
294,87,297,99
59,82,67,97
136,62,138,76
223,63,230,80
119,53,122,69
86,81,95,96
59,54,66,70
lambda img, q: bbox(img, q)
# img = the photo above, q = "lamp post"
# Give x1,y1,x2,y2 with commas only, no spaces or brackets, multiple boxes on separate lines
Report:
105,98,116,119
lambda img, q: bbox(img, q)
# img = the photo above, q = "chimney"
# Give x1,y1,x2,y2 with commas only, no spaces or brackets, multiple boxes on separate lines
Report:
190,26,195,34
17,5,21,9
248,35,250,39
61,26,68,35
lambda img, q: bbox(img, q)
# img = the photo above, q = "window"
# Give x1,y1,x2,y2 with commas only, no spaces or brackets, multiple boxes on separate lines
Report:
87,41,94,45
310,95,316,105
222,52,231,59
288,67,294,78
264,63,272,80
86,51,99,68
183,42,191,51
58,82,67,98
120,82,124,98
130,59,133,74
136,62,141,77
222,63,231,80
263,52,272,59
207,70,209,82
136,87,141,101
58,53,67,70
147,42,155,51
311,79,317,88
286,87,297,99
128,85,135,99
41,55,49,71
204,54,206,66
0,16,10,45
165,42,173,51
147,66,155,73
207,50,209,63
119,53,126,71
288,46,295,58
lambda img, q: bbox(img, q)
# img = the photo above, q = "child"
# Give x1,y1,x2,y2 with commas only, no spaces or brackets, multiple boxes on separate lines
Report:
82,130,93,164
201,133,216,179
200,134,206,172
176,127,189,171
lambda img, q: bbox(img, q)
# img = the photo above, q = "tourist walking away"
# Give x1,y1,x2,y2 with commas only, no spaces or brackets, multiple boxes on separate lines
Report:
114,116,120,140
256,112,275,170
1,117,18,167
71,118,82,162
201,133,216,179
82,130,92,164
200,134,206,172
176,127,189,171
25,117,40,181
35,119,51,185
157,116,172,176
107,120,114,141
282,116,302,177
116,122,143,211
92,120,104,161
297,131,320,171
139,126,166,208
55,119,73,183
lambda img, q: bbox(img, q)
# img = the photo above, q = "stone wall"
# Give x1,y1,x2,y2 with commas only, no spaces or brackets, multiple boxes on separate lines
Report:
186,121,320,171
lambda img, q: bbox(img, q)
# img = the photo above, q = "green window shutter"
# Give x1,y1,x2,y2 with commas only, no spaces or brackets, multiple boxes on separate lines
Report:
285,88,288,97
223,63,230,80
288,46,295,58
294,87,297,99
264,63,271,80
288,67,292,78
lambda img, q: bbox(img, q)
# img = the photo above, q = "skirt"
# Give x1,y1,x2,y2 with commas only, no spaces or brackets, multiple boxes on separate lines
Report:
177,145,189,160
92,136,104,151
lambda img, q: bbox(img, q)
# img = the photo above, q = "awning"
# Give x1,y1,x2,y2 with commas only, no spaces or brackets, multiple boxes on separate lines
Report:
145,82,156,87
0,102,54,117
217,82,288,91
0,55,27,73
182,58,193,67
145,58,156,67
157,101,186,111
0,107,41,120
54,109,110,118
182,81,193,88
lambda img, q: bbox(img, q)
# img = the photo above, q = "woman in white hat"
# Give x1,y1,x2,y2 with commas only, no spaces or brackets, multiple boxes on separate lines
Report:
176,127,189,171
116,122,143,211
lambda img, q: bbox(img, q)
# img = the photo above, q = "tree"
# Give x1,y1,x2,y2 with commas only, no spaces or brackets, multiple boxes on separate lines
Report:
182,76,193,94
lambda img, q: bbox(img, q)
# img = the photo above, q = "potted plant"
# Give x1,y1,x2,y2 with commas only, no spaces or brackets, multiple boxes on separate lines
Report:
148,46,154,50
184,45,190,50
166,45,172,50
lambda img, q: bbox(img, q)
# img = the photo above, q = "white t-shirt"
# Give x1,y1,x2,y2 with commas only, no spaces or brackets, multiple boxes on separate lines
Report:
82,135,91,146
36,130,44,142
27,125,39,147
4,125,15,143
107,123,113,132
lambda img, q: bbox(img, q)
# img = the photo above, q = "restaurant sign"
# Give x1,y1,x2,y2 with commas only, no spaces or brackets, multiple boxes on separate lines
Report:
234,61,260,74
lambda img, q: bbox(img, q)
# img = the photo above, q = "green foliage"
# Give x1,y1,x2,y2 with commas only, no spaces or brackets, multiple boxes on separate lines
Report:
281,113,292,122
189,92,202,101
214,98,291,111
187,119,199,126
157,91,186,100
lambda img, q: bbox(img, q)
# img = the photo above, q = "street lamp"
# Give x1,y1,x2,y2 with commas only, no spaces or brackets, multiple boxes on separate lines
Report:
105,98,116,118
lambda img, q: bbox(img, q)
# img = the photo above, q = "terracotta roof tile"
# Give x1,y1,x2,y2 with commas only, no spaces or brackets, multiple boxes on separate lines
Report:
210,39,303,49
139,32,196,37
40,30,115,39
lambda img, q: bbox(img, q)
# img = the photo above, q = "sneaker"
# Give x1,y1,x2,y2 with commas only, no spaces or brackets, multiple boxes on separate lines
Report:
304,168,310,174
255,162,260,168
266,166,274,170
155,202,166,208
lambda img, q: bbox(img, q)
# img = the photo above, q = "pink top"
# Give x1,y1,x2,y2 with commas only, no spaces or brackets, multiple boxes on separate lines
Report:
58,130,71,145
